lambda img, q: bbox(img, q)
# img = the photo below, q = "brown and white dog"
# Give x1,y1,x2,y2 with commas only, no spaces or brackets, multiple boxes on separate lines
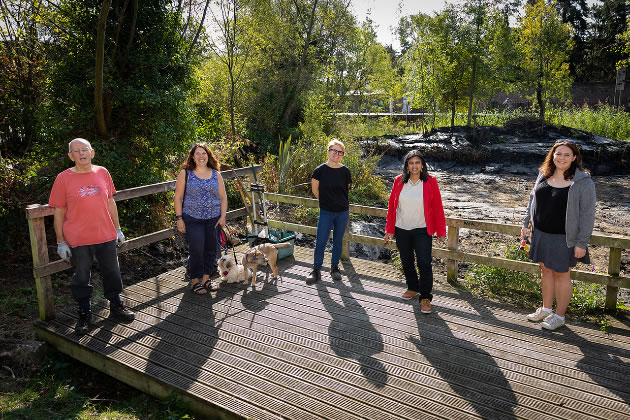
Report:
242,242,291,285
217,254,252,284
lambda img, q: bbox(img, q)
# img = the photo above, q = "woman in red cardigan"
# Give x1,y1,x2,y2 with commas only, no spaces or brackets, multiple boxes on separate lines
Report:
384,150,446,313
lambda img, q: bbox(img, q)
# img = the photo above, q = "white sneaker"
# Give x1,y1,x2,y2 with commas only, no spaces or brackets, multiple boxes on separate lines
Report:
541,314,565,330
527,307,552,322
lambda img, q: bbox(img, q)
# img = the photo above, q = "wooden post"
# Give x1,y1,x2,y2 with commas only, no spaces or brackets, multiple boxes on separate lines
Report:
605,247,621,311
341,218,350,261
446,226,459,284
245,173,257,234
27,214,55,320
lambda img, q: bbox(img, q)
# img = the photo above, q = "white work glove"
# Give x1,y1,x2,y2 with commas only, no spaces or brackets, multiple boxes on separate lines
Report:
57,242,72,262
116,228,125,246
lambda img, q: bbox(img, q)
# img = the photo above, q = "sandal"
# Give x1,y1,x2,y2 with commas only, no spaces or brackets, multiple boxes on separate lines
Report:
203,279,219,292
191,281,207,295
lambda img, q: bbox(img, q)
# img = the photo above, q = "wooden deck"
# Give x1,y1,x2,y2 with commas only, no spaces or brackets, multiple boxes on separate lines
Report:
34,245,630,419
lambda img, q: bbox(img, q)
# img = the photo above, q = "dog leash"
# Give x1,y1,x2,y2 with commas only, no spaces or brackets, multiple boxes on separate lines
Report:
217,225,238,262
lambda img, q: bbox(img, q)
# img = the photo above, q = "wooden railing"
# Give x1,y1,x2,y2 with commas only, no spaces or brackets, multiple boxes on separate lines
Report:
25,165,263,321
263,192,630,311
27,171,629,320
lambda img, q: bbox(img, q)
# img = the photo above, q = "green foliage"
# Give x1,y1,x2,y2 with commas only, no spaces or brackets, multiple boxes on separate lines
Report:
547,104,630,141
277,135,298,194
517,0,574,124
0,286,37,318
0,351,196,419
463,242,621,320
261,134,387,213
464,243,542,307
333,116,420,138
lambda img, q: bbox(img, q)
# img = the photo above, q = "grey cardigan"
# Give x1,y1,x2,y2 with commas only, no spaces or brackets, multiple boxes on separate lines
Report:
522,169,596,249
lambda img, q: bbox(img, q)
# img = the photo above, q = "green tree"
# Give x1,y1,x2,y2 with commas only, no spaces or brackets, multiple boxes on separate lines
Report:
207,0,255,139
584,0,629,81
238,0,355,146
327,19,397,114
402,6,471,128
0,0,46,156
554,0,589,80
517,0,574,130
618,3,630,69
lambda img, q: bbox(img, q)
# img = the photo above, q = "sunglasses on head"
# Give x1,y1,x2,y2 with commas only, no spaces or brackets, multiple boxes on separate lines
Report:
555,139,575,144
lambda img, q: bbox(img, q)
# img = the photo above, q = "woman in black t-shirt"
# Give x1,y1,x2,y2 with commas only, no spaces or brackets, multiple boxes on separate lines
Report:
308,139,352,284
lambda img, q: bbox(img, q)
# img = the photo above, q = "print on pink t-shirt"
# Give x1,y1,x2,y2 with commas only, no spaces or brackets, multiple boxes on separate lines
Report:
49,166,118,247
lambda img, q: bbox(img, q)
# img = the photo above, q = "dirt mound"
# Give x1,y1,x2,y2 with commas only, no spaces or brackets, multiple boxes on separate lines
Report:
363,124,629,175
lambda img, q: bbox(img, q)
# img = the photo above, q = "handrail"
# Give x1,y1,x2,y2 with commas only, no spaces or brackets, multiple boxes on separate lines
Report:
25,166,258,220
25,165,263,320
263,192,629,310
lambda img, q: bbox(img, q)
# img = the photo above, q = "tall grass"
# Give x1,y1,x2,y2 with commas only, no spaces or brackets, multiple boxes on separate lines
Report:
547,104,630,141
333,106,630,142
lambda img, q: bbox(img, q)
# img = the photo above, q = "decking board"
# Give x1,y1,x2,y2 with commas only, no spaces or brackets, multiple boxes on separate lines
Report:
124,268,628,419
34,245,630,420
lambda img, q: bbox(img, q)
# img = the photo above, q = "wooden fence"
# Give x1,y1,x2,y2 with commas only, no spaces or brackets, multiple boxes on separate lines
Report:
25,166,263,321
263,193,630,311
27,167,629,321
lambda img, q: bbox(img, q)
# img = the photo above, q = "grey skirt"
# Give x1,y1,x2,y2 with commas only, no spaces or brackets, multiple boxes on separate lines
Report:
529,229,590,273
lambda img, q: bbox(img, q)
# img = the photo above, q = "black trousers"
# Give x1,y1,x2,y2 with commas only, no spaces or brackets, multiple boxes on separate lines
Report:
70,239,123,311
395,226,433,301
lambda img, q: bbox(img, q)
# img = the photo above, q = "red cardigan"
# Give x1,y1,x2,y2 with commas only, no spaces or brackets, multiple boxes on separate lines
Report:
385,174,446,237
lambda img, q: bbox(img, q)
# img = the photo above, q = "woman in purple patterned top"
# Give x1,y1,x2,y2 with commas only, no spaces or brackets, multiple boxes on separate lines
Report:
174,143,227,294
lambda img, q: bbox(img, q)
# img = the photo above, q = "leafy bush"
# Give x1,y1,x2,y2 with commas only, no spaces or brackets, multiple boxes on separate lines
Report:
463,243,625,321
464,243,541,307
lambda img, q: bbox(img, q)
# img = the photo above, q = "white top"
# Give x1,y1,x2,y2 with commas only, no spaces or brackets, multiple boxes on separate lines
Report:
395,179,426,230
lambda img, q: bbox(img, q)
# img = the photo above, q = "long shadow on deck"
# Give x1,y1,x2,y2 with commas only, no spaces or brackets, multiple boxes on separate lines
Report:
409,305,517,419
317,262,388,388
568,328,630,407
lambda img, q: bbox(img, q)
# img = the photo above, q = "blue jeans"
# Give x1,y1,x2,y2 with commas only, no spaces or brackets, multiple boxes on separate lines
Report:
313,209,349,269
70,239,123,311
183,213,219,279
395,227,433,300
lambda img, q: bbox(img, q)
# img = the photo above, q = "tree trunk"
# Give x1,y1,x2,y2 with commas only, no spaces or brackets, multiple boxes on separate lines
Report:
278,0,319,132
537,61,545,132
467,56,477,126
95,0,112,137
186,0,211,60
451,95,456,129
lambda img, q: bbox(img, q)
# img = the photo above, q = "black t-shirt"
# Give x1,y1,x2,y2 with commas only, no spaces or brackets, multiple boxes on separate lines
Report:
533,179,569,234
312,164,352,212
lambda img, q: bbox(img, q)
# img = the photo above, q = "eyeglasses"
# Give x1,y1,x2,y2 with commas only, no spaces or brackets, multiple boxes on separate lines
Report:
555,139,575,144
328,148,344,156
71,148,91,154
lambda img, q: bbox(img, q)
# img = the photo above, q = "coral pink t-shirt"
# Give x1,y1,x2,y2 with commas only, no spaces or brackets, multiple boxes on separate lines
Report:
49,166,117,247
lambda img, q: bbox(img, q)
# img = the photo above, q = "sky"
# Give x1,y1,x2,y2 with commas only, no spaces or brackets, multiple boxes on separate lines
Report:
350,0,455,51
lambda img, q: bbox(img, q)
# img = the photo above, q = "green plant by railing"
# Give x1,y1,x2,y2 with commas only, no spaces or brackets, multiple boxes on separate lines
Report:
278,136,303,194
463,242,626,328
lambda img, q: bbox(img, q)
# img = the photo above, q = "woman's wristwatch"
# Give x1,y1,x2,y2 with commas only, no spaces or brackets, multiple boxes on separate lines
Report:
175,215,183,220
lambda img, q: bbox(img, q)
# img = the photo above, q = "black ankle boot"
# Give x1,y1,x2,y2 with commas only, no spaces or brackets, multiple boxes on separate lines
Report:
306,268,321,284
330,264,342,281
75,310,91,335
110,301,135,322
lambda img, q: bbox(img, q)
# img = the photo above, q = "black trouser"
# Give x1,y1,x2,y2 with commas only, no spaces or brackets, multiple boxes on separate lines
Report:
70,239,123,311
183,213,219,279
395,227,433,301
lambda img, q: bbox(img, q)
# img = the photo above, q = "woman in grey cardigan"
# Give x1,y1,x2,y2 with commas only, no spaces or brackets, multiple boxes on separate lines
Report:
521,140,596,330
